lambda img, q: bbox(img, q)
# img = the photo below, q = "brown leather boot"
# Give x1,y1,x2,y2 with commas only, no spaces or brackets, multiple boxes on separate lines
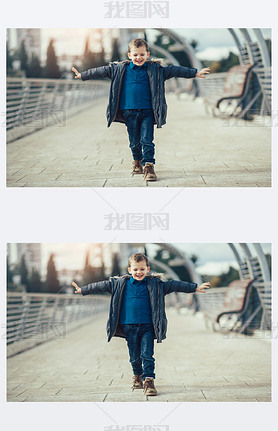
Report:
143,163,157,181
132,374,143,389
132,160,143,174
143,377,157,396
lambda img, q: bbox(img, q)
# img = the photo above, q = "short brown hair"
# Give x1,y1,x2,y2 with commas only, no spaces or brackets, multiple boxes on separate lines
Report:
128,38,149,53
128,253,149,267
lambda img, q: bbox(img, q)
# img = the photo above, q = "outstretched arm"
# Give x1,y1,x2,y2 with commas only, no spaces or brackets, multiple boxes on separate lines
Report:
163,279,198,295
72,65,112,81
163,280,211,295
72,280,112,295
163,65,198,81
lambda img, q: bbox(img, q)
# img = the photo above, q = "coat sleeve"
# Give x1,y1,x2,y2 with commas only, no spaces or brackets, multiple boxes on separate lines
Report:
81,280,112,295
163,65,197,81
162,280,197,295
81,65,112,81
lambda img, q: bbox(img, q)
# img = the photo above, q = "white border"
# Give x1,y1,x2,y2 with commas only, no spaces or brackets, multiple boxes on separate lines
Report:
1,0,277,429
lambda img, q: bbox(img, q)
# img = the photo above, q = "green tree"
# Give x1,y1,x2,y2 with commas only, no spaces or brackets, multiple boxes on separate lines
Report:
19,40,28,75
19,255,28,288
28,268,42,292
190,254,199,264
152,247,194,283
44,39,60,78
99,260,106,280
45,253,60,293
29,53,42,78
82,35,95,71
190,39,198,50
202,51,239,73
7,256,13,285
152,33,192,67
205,266,239,287
82,249,95,285
6,42,13,71
111,252,121,276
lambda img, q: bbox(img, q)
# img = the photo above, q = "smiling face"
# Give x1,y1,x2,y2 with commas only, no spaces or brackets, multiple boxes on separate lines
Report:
128,259,150,281
127,45,150,67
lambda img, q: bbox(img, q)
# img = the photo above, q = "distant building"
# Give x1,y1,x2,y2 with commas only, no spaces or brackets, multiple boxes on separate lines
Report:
16,243,41,273
7,28,41,60
87,243,146,276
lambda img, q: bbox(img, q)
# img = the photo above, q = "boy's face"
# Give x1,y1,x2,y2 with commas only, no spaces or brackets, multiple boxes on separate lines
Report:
128,45,150,67
128,260,150,281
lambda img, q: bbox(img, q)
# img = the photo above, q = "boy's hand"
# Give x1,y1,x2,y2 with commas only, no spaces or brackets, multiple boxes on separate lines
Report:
72,281,81,293
195,67,210,79
72,67,81,79
196,282,211,293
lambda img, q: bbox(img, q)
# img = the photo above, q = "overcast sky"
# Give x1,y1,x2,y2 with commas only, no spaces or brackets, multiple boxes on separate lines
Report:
37,243,271,276
39,28,271,61
8,242,270,277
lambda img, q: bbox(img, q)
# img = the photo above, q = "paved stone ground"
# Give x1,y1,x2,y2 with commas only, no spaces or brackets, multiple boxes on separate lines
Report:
7,309,271,402
7,96,271,187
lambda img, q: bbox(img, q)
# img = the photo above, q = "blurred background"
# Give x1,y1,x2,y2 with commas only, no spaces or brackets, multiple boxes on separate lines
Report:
6,28,271,79
6,242,272,357
6,28,272,147
7,242,272,402
7,242,271,293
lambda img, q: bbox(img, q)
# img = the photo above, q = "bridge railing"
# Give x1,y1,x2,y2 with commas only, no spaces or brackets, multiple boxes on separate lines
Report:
6,291,109,357
6,77,110,143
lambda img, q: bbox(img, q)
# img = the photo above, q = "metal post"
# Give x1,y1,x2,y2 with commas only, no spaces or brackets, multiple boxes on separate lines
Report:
228,243,245,280
253,29,271,68
228,29,244,65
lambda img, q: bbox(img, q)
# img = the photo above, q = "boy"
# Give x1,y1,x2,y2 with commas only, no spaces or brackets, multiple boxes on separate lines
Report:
72,38,210,181
72,252,210,396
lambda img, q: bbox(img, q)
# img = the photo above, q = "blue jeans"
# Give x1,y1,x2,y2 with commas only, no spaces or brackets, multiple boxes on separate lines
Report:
122,109,155,165
123,323,155,380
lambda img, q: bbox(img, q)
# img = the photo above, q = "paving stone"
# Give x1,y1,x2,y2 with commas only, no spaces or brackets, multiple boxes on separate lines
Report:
7,310,271,402
7,96,271,187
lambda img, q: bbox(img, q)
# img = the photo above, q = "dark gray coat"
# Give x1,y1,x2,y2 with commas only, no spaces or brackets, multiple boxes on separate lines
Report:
81,275,197,343
81,60,197,128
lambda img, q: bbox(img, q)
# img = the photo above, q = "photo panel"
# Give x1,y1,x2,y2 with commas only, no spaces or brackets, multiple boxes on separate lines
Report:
6,27,271,188
7,242,271,404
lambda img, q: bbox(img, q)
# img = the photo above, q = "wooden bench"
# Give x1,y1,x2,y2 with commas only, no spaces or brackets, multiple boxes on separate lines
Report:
215,279,258,333
201,64,257,118
197,279,258,333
